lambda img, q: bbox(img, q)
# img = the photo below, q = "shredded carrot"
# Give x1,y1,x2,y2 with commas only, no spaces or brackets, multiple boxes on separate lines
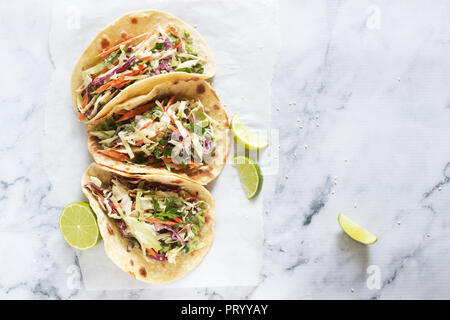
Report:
78,113,87,121
165,95,176,111
173,217,183,223
131,203,136,210
116,103,155,122
169,26,183,49
94,68,145,94
146,248,157,257
125,68,142,76
112,80,131,90
138,55,153,61
81,93,89,109
95,66,111,77
146,217,177,226
187,162,199,168
140,119,153,130
93,81,113,94
97,32,150,58
168,124,178,132
98,149,130,161
168,114,177,124
167,95,176,106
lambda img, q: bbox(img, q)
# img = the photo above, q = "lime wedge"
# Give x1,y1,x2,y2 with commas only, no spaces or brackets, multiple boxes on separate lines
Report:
191,108,209,128
338,213,378,245
230,114,269,150
233,156,263,199
60,202,101,250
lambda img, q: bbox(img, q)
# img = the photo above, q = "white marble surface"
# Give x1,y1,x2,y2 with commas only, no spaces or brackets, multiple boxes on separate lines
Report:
1,0,450,299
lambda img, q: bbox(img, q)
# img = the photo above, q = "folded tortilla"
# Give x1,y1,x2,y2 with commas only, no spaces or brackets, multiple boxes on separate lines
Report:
71,10,216,123
82,163,215,284
87,74,230,185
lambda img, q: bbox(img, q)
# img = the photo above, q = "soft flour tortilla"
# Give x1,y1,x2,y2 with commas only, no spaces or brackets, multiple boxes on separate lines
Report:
71,10,216,123
82,163,215,284
88,74,230,185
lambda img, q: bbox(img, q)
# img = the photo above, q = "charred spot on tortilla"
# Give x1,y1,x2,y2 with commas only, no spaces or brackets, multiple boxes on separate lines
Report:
128,271,136,279
213,105,220,110
106,224,114,235
172,80,179,85
101,38,110,49
131,17,138,24
139,267,147,277
121,31,128,40
197,84,205,94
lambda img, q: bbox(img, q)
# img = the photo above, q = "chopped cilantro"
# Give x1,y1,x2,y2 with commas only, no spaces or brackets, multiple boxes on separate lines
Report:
96,118,117,131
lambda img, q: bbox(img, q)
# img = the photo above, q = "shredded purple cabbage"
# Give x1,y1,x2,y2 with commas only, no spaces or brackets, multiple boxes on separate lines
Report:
202,139,215,154
148,251,168,261
163,38,172,50
126,240,139,252
111,173,144,186
106,198,119,216
90,56,137,88
144,182,182,193
157,56,173,73
115,220,132,238
188,191,199,203
154,223,185,246
84,182,105,194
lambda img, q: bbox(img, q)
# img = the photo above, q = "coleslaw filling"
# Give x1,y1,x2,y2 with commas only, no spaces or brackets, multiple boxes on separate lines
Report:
84,174,208,263
91,96,217,171
77,25,205,120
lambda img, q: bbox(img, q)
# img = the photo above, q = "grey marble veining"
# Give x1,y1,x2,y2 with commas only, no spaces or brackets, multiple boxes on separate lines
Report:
1,0,450,299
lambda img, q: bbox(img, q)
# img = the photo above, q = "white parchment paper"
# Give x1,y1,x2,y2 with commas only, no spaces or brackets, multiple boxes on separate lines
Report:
44,0,279,289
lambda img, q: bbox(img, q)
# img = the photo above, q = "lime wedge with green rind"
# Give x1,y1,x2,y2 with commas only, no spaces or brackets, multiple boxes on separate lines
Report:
338,213,377,245
231,114,269,150
191,108,210,128
233,156,263,199
60,201,101,250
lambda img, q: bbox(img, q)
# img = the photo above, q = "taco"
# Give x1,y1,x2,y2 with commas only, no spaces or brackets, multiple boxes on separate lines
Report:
71,10,216,123
87,75,230,185
82,163,215,284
